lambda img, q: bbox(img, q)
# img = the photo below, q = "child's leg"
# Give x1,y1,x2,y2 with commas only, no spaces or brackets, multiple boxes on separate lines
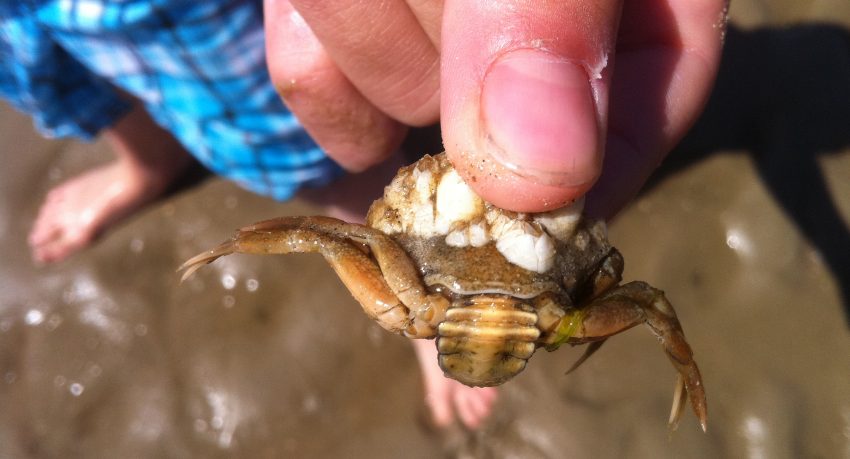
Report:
19,0,500,427
412,339,498,429
28,102,193,263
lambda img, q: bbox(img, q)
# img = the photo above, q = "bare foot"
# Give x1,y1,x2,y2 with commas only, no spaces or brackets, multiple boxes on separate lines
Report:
412,338,499,430
28,104,192,263
28,162,170,263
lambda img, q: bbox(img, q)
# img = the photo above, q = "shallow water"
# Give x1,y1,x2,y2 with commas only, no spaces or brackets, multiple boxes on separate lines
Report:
2,3,850,458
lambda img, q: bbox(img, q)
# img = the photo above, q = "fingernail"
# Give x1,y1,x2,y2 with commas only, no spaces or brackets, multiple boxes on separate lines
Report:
481,49,600,186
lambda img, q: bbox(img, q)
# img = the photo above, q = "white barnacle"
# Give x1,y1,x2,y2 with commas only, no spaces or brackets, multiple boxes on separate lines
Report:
410,167,438,237
467,220,489,247
573,231,589,251
368,153,559,272
434,169,484,234
445,229,469,247
445,219,490,248
489,214,556,273
534,197,584,241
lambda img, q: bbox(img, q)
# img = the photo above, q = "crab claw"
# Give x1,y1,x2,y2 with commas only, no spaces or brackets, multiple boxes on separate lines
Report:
177,240,236,282
563,340,606,375
547,281,707,431
177,216,451,338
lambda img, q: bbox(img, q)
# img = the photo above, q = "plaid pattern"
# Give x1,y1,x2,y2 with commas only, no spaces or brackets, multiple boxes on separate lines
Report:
0,0,341,200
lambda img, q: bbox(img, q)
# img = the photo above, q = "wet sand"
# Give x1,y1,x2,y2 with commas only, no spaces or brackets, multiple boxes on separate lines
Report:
2,3,850,458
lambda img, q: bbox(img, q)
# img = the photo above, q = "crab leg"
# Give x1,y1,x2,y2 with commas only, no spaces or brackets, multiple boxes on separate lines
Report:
548,281,707,432
179,216,447,337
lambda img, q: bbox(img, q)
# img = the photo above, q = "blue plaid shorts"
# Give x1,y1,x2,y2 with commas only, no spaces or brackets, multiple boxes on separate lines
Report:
0,0,342,200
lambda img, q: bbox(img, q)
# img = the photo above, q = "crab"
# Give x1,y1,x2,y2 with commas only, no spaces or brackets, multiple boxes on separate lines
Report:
179,153,707,430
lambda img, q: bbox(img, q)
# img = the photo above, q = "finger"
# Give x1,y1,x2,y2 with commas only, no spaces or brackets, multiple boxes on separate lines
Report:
586,0,727,217
405,0,443,46
289,0,440,126
265,1,406,171
442,0,622,212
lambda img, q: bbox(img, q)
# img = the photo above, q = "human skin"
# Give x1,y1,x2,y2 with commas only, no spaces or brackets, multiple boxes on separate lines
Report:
28,103,193,263
265,0,727,217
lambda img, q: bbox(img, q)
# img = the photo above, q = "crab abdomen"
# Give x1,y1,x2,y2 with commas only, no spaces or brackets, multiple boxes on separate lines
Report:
436,296,540,386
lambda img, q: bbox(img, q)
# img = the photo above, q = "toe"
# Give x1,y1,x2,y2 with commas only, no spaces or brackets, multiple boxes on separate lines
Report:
28,212,65,253
29,203,59,245
425,389,455,428
28,220,58,246
33,237,65,263
455,385,499,430
33,223,95,263
454,389,482,429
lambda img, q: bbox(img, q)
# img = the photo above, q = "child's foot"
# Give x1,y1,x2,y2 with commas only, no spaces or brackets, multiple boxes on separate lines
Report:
28,104,192,263
413,338,499,429
28,161,171,263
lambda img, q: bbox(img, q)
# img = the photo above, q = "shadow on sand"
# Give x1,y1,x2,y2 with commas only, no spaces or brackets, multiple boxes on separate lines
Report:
647,23,850,325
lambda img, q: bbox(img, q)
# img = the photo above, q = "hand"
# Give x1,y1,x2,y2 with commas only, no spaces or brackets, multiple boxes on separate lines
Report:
265,0,727,217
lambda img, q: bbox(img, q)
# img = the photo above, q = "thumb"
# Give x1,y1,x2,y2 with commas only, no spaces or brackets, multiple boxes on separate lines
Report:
441,0,621,212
